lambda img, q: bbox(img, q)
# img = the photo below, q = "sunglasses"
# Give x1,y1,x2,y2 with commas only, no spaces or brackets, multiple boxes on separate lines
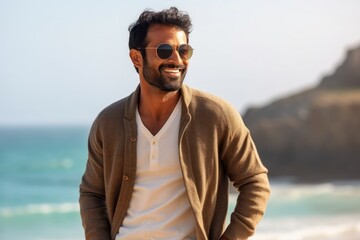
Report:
137,43,193,60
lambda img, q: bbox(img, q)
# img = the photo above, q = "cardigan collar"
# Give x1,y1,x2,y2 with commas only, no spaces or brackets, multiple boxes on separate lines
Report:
124,84,193,121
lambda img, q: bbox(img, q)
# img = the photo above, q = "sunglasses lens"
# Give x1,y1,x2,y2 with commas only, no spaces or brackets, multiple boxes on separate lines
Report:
157,44,173,59
179,44,193,60
155,44,193,60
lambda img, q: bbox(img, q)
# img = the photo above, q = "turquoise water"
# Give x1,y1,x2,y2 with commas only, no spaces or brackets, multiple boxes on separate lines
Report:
0,126,87,239
1,126,360,240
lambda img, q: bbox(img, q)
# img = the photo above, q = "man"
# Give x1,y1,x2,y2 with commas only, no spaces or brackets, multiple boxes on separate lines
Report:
79,7,270,240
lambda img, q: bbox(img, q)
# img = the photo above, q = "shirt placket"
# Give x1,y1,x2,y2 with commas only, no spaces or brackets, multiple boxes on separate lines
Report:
150,138,158,170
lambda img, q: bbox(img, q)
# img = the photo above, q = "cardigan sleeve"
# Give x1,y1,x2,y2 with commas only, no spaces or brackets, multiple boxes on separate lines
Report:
79,120,112,240
220,106,271,239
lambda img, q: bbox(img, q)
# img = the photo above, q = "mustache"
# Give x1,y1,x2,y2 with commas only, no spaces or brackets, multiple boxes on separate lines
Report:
159,64,186,70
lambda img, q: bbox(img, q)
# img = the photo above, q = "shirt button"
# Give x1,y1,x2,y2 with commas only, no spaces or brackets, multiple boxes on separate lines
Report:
123,175,129,181
130,137,136,143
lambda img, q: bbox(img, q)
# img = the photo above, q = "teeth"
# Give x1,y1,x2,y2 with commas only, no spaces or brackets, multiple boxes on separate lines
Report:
163,68,180,73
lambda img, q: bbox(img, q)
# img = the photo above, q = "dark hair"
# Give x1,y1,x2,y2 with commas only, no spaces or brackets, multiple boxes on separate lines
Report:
128,6,192,53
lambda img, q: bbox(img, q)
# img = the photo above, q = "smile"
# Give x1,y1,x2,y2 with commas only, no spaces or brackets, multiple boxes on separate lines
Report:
162,68,182,73
159,64,185,74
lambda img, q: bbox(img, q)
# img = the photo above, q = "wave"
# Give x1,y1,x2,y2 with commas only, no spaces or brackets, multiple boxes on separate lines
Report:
250,215,360,240
270,182,360,200
0,202,79,217
230,182,360,202
229,182,360,219
25,158,76,171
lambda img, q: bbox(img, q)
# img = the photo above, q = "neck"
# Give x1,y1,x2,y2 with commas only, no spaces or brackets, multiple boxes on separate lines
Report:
138,84,181,135
139,88,180,120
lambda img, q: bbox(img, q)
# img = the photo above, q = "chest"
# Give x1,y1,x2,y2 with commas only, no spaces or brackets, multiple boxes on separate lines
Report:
135,102,181,172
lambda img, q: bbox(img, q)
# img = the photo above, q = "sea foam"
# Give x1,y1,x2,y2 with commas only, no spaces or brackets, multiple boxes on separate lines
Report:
0,202,79,217
251,216,360,240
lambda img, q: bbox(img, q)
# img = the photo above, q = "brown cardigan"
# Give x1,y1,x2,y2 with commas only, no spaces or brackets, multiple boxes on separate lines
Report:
79,84,270,240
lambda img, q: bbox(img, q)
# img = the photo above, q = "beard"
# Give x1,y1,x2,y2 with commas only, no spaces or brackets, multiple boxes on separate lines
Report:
142,58,187,92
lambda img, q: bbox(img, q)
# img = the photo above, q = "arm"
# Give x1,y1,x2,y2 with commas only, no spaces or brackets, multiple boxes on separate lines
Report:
222,171,270,240
79,122,111,240
221,111,271,239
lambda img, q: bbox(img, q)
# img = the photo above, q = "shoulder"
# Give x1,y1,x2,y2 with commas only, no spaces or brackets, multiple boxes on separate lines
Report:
186,86,242,121
90,89,136,135
95,97,128,124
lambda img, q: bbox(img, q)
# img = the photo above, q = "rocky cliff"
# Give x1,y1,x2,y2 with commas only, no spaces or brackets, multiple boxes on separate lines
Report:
243,44,360,182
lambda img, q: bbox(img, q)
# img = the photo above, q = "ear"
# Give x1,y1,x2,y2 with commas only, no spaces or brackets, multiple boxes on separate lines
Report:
130,49,142,70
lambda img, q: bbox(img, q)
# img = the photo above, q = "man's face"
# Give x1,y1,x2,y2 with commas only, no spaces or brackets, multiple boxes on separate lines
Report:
141,24,189,92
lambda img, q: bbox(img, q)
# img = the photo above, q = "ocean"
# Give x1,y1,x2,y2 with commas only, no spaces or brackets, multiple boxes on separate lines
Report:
1,126,359,240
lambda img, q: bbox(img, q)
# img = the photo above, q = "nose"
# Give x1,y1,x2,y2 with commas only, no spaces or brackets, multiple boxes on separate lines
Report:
168,47,184,64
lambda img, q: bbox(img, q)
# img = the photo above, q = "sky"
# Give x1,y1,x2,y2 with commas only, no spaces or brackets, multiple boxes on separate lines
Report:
1,0,360,126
